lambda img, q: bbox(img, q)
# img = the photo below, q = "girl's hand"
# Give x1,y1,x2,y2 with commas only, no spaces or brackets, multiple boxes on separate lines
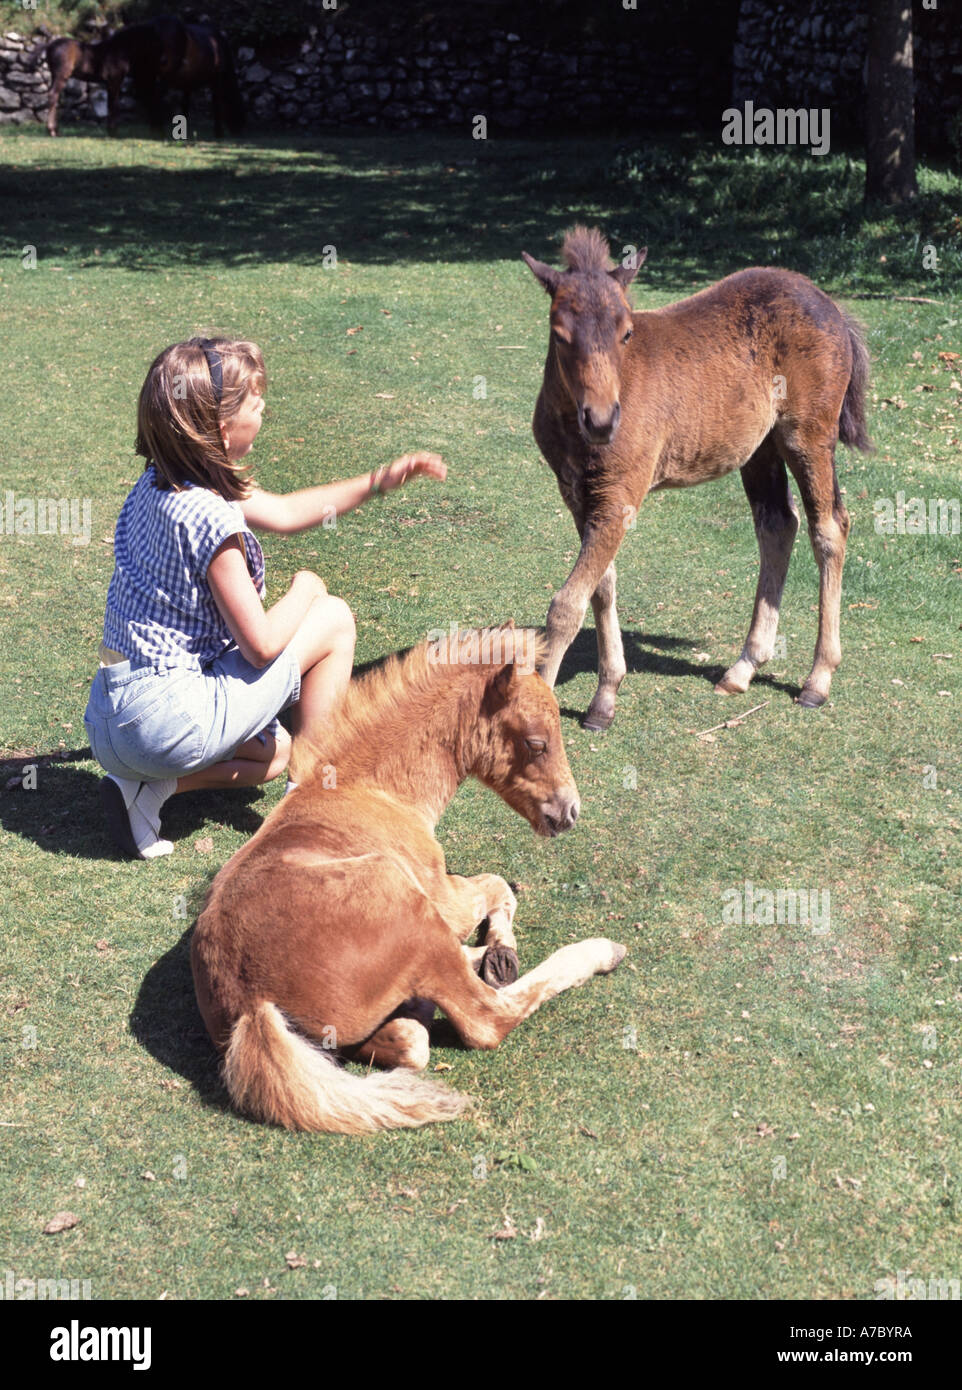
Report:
377,452,447,493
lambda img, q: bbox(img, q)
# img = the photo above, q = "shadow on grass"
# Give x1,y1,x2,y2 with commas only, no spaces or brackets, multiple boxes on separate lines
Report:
0,748,273,858
552,627,801,718
129,920,229,1111
4,127,949,293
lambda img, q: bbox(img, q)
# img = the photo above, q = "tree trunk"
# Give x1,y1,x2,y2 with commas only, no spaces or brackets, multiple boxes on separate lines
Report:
865,0,918,204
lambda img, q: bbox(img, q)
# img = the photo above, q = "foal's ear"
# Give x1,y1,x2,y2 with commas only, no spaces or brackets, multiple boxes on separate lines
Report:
522,251,561,297
609,247,647,290
483,661,519,713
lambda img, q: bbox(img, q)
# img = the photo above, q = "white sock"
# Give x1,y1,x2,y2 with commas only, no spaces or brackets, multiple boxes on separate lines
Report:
132,778,177,856
105,774,176,858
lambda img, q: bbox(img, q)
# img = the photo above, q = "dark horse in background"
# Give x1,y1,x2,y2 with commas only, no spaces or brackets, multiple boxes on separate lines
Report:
34,13,244,138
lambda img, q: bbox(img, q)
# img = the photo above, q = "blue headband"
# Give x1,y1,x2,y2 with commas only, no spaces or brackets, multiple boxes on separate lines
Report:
198,339,223,404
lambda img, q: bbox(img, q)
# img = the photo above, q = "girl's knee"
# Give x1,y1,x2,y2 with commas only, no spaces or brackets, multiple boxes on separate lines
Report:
262,725,291,782
314,594,355,647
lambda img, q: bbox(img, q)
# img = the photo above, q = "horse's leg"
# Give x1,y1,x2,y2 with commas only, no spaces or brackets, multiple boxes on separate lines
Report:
584,561,627,731
538,508,629,726
106,77,122,134
352,998,436,1070
212,77,225,139
46,72,69,137
423,933,627,1052
443,872,518,987
778,428,850,707
550,475,627,732
716,437,800,695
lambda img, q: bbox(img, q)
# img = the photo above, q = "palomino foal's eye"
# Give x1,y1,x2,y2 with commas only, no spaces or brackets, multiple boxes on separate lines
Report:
525,738,547,757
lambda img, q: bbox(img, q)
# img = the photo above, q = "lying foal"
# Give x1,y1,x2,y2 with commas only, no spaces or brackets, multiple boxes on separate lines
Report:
191,627,626,1132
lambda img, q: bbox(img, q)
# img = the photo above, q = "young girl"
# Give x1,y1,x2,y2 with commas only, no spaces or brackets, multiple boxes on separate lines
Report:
84,335,445,859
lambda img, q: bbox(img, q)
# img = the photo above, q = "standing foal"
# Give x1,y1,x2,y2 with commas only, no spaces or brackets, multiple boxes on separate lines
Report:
524,226,872,729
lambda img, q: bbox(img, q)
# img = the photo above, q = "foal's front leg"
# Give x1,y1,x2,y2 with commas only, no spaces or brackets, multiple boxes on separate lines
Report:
444,873,519,987
539,510,630,730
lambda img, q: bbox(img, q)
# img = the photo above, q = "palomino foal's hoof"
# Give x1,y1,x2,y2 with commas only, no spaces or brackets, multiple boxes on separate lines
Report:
481,945,519,989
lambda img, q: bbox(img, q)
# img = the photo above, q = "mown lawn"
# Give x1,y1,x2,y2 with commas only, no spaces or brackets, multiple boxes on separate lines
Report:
0,126,959,1301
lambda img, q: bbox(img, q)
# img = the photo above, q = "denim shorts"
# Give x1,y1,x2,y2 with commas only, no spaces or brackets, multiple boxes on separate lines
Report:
84,646,301,782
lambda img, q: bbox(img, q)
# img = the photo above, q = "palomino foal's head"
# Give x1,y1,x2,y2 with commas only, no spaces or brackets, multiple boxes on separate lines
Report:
462,627,579,837
523,226,646,447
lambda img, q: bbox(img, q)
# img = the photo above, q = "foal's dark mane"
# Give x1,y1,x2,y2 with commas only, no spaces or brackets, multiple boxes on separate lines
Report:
560,225,614,274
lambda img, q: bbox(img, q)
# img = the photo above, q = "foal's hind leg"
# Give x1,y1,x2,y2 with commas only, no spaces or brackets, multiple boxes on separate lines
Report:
717,438,799,696
778,429,850,707
352,998,435,1071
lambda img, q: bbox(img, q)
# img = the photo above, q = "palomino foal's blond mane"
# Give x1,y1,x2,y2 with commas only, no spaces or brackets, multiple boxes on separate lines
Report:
300,626,547,787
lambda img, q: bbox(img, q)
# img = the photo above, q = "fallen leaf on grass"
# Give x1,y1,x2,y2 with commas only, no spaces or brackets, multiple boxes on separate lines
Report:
489,1216,518,1241
285,1252,307,1269
43,1212,78,1234
194,836,214,854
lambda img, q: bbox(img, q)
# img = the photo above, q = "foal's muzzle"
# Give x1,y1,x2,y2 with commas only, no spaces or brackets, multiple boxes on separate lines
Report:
539,786,581,838
578,401,621,446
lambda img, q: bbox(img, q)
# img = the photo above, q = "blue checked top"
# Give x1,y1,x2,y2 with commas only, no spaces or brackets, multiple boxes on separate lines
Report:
103,466,265,671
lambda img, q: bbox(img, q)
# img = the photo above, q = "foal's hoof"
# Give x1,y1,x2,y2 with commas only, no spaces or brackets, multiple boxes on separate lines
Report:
481,945,519,989
582,703,615,732
796,688,828,709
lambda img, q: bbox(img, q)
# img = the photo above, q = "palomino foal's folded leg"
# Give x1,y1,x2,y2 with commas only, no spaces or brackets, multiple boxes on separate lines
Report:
353,998,436,1071
427,937,627,1052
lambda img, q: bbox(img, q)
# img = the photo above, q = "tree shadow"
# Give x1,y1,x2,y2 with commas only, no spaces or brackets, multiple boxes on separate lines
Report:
0,125,895,291
0,748,273,859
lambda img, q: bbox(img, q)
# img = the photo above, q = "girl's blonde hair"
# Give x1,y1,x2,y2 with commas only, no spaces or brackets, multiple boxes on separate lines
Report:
135,337,266,499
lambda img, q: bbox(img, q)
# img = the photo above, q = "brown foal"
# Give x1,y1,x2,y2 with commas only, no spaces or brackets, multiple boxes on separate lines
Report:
191,626,626,1133
523,227,872,729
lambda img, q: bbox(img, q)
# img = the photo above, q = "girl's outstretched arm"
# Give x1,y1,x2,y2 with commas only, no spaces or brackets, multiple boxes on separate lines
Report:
241,451,446,534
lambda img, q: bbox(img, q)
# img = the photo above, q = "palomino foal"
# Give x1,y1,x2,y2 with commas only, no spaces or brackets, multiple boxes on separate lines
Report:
523,227,872,729
191,627,626,1133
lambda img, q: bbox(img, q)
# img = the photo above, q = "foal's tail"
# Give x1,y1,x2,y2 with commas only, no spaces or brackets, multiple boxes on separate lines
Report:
223,1001,471,1133
838,313,873,453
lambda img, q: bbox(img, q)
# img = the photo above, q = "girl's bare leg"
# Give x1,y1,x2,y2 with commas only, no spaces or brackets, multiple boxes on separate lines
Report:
282,593,356,783
175,724,291,792
174,589,355,792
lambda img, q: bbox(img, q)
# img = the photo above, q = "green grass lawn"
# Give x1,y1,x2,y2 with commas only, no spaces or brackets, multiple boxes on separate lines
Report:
0,126,960,1301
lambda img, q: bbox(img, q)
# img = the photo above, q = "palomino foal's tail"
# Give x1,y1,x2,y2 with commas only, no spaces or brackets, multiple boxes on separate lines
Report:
838,313,873,453
223,1001,470,1134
